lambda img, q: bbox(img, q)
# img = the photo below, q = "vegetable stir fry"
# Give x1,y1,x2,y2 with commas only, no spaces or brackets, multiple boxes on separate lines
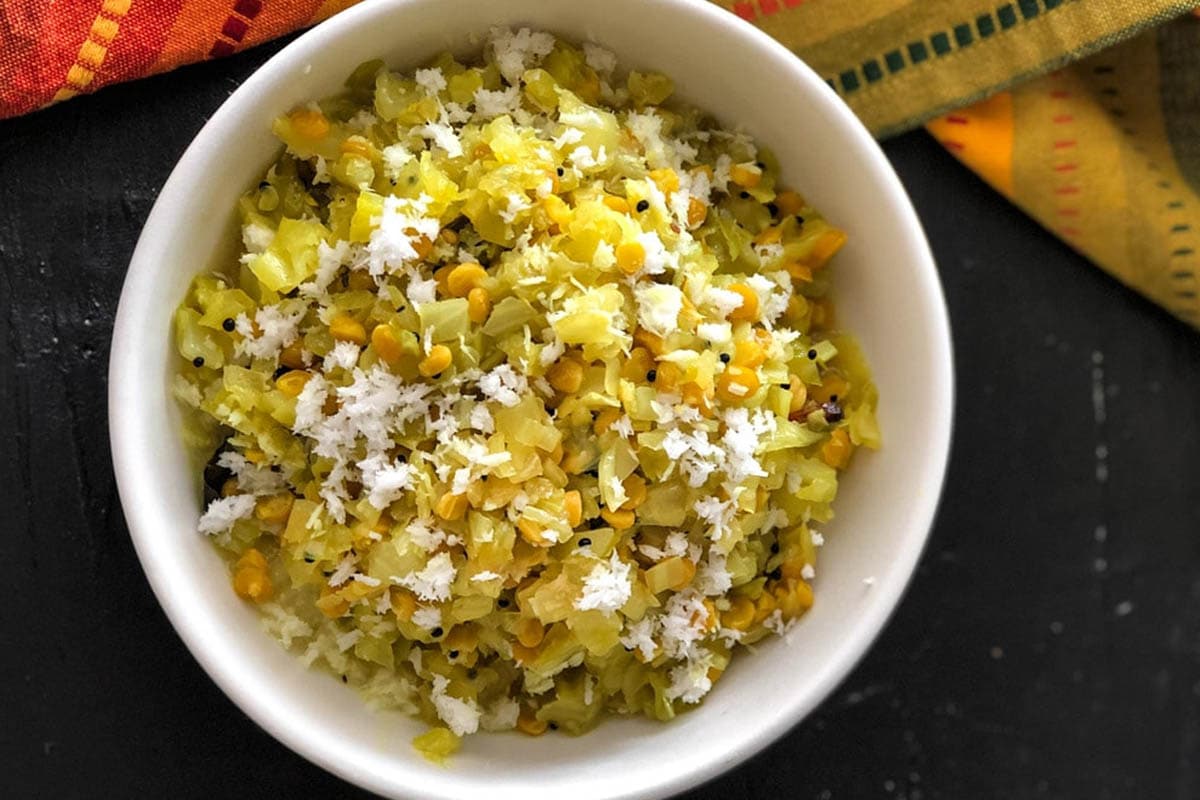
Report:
173,27,878,759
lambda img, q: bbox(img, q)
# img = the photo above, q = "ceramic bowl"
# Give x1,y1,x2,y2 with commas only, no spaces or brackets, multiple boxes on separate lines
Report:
109,1,953,797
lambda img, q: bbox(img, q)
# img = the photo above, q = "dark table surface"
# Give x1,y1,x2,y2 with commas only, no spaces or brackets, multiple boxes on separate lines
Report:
3,36,1198,800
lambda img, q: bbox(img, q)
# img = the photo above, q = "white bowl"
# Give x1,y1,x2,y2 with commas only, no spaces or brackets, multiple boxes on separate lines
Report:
109,0,953,797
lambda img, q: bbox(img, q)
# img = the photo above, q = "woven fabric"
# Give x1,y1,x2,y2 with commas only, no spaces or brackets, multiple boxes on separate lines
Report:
2,0,1199,327
924,21,1200,326
0,0,355,115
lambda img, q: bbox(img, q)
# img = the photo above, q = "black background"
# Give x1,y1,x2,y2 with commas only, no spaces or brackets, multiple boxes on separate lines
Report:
2,35,1198,800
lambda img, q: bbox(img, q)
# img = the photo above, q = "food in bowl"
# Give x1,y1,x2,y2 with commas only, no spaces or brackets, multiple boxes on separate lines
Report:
171,26,878,759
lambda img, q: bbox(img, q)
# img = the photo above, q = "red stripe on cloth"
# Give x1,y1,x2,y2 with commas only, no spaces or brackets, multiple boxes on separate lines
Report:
238,0,326,48
150,0,321,74
209,39,236,58
222,16,250,42
234,0,264,18
99,0,184,93
0,0,98,117
733,2,757,20
759,0,781,15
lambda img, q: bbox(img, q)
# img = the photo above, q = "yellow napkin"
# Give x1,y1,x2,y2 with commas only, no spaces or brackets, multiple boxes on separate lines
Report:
715,0,1200,327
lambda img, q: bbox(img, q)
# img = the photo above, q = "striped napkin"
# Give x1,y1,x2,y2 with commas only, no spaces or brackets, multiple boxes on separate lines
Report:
5,0,1198,327
719,0,1200,326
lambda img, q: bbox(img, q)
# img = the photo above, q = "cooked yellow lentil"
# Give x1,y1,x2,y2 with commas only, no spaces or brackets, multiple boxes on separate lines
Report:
173,27,879,757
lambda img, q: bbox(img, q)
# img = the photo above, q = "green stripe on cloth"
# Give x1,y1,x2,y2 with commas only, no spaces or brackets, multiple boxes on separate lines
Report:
729,0,1200,135
1157,23,1200,195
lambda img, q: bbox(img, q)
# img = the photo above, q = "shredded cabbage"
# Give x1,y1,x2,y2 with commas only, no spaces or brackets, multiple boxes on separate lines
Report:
173,27,879,756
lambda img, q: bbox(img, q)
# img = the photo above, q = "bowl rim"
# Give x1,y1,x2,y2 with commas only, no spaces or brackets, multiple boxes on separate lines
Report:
108,0,954,797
